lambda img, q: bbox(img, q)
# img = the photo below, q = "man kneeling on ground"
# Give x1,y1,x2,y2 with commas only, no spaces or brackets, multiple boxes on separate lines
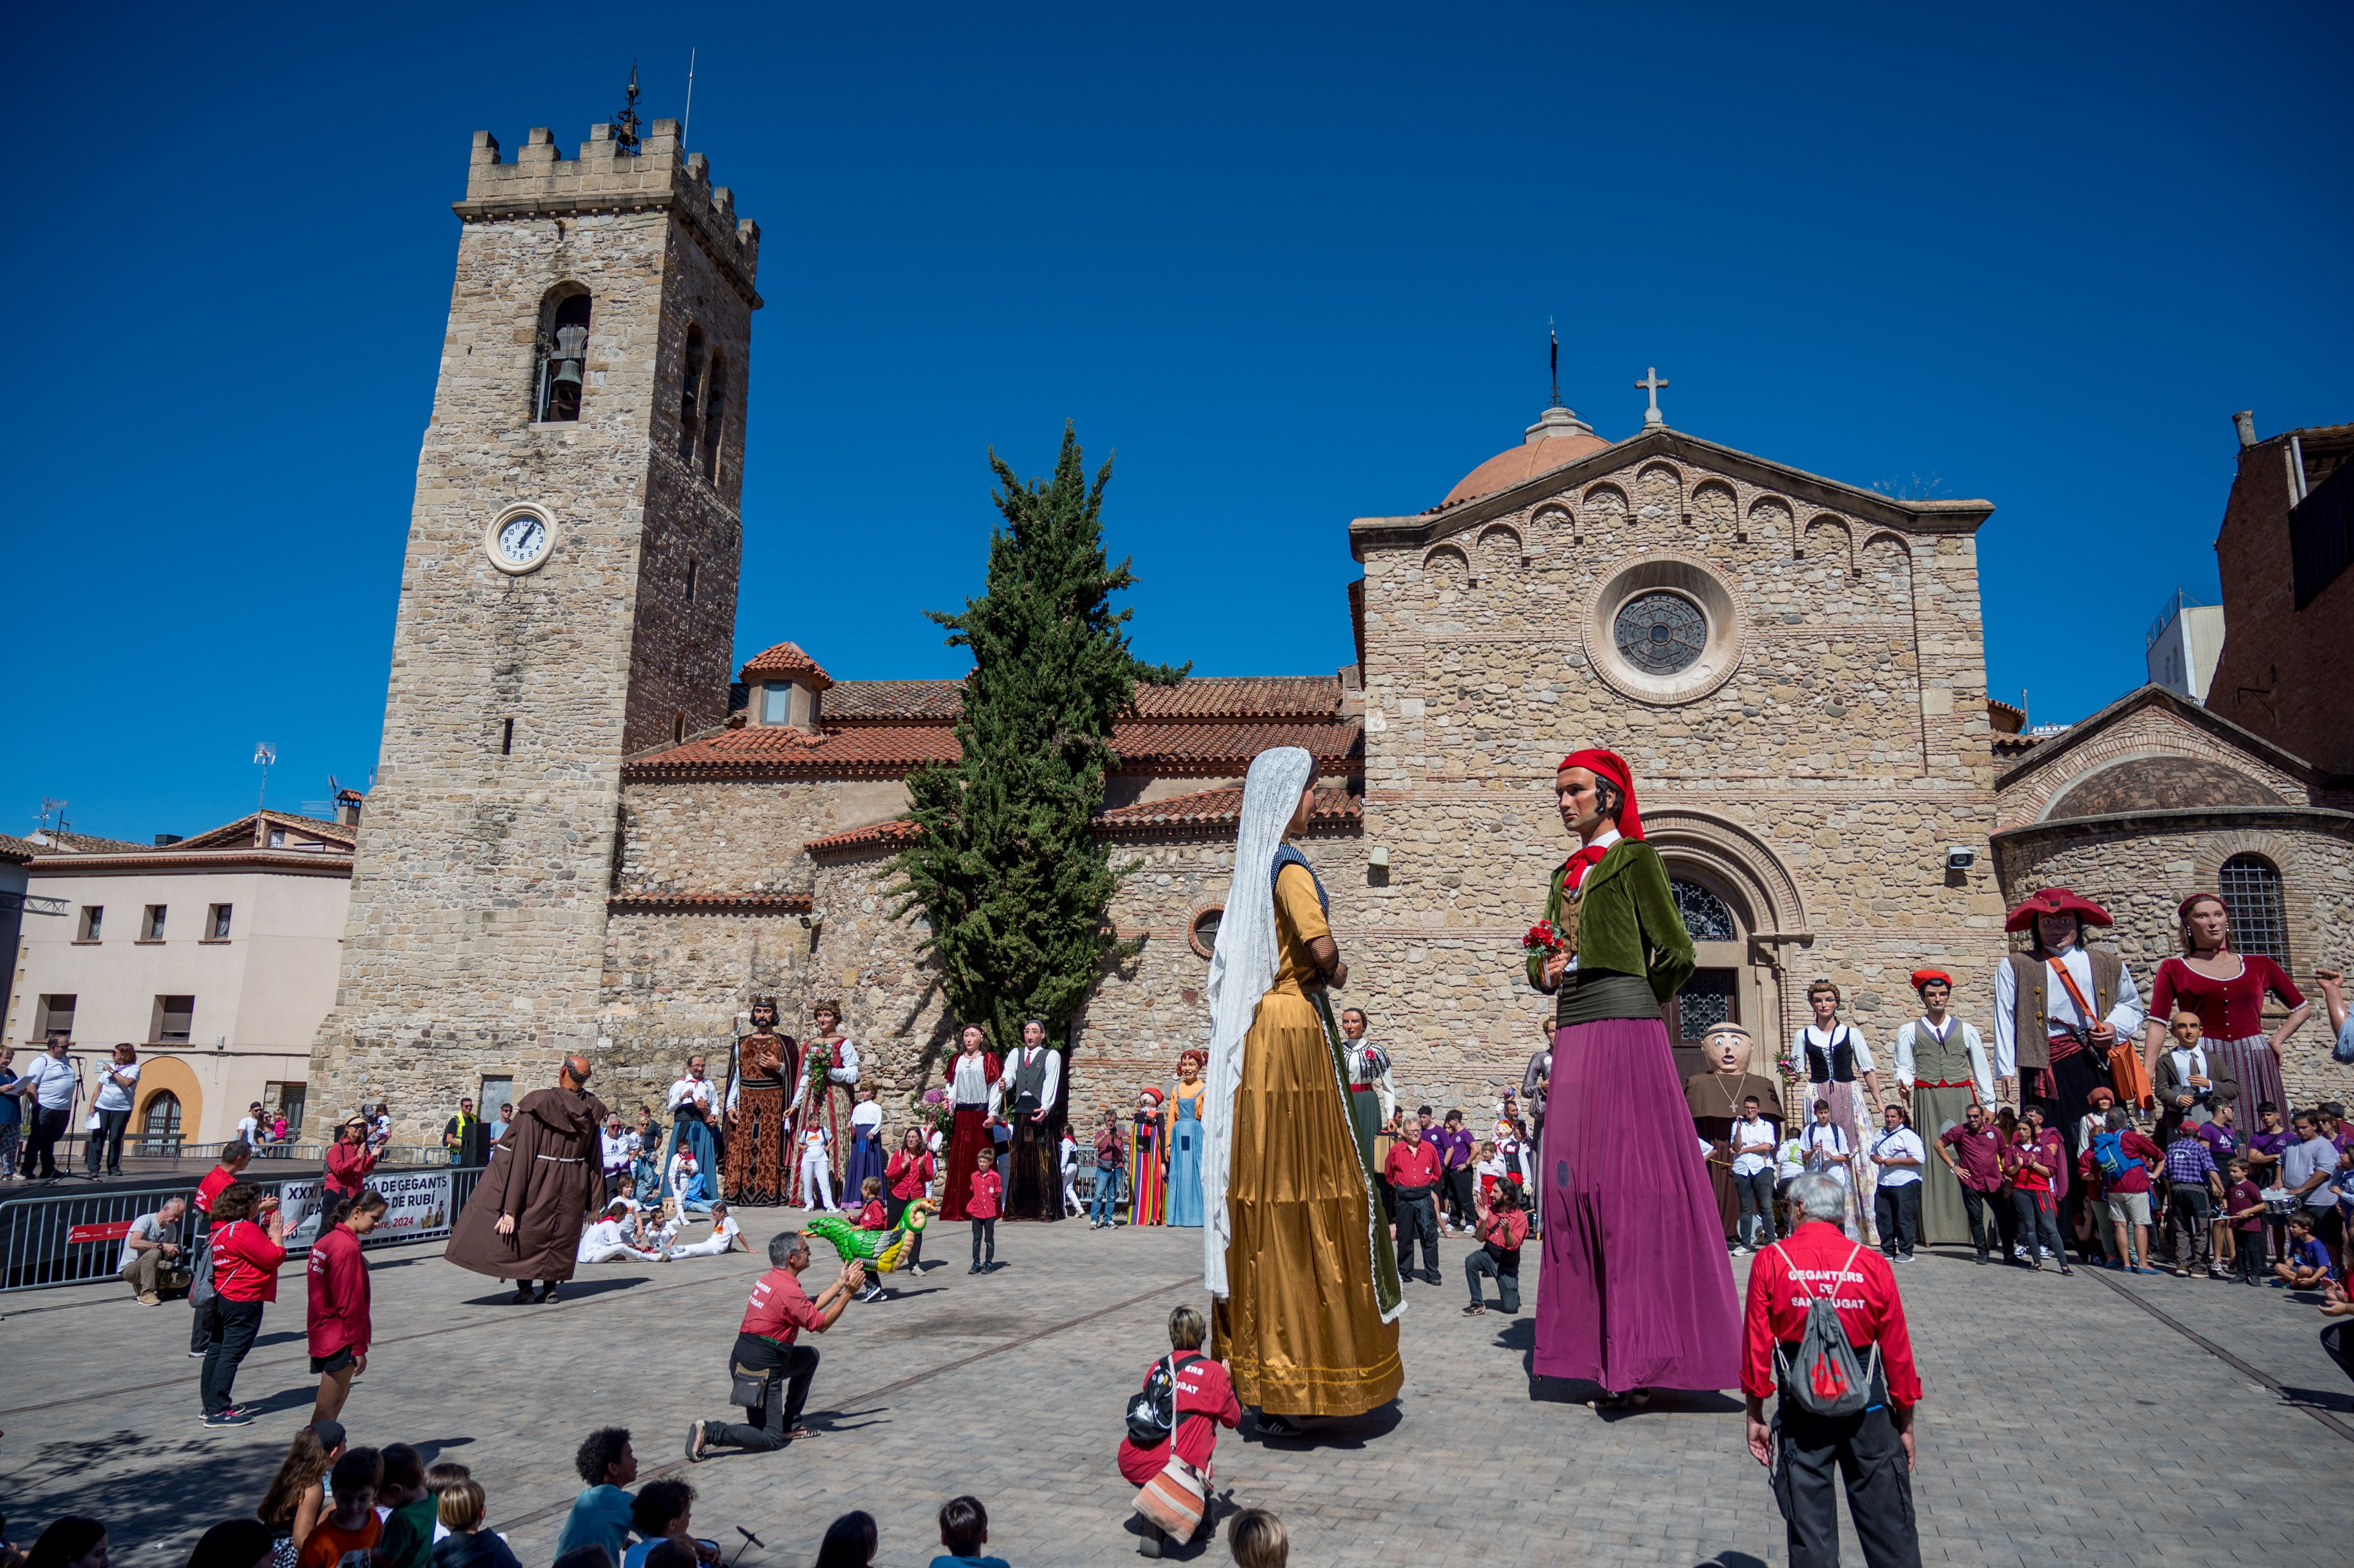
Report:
685,1230,864,1459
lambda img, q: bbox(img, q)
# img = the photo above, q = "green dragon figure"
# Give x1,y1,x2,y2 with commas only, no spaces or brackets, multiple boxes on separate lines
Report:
805,1199,935,1274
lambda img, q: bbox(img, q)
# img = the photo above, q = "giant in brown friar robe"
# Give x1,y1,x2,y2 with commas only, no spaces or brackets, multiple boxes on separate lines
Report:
446,1083,608,1282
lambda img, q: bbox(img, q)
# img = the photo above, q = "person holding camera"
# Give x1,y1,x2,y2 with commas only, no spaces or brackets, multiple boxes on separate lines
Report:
199,1181,288,1428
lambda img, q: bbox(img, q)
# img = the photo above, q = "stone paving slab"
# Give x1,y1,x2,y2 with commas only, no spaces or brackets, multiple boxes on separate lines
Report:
4,1215,2352,1568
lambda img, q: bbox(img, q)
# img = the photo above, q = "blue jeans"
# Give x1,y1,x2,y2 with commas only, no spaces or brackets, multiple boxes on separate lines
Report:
1090,1167,1121,1224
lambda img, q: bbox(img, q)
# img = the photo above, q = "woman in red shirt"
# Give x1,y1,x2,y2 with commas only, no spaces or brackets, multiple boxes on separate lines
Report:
307,1189,385,1423
202,1183,288,1426
2145,894,2312,1120
323,1115,379,1203
1117,1305,1242,1546
885,1128,935,1274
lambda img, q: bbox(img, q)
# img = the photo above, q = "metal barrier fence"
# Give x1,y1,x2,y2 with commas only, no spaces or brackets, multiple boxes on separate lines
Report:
0,1165,485,1293
47,1136,469,1170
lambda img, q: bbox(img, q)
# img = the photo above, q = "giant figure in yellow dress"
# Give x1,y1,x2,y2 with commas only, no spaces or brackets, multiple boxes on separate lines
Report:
1203,747,1404,1434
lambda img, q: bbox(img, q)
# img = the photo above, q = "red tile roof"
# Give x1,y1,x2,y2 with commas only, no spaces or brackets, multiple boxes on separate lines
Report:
804,818,926,857
804,781,1361,861
740,642,835,689
626,717,1360,780
607,892,814,914
802,673,1346,725
1096,782,1360,837
175,811,356,852
0,832,38,863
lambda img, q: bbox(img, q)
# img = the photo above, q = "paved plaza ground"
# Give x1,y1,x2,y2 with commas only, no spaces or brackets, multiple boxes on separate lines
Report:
6,1209,2353,1567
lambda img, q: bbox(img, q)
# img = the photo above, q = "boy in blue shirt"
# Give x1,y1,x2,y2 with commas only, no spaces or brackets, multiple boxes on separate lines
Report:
556,1428,636,1565
2276,1211,2336,1291
929,1496,1010,1568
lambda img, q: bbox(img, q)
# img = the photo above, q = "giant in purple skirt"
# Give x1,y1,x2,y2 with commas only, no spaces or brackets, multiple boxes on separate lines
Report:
1528,750,1742,1396
1535,1014,1742,1391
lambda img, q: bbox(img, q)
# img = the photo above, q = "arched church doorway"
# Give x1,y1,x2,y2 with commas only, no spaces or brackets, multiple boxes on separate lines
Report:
1665,872,1756,1080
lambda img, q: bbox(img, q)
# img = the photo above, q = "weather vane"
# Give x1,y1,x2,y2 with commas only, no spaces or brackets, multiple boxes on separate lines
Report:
611,62,644,154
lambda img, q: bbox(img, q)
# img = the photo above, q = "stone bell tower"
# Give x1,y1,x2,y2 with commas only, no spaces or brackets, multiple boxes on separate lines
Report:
310,111,761,1129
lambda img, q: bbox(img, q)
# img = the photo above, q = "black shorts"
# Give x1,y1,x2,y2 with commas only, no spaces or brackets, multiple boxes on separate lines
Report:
310,1345,357,1375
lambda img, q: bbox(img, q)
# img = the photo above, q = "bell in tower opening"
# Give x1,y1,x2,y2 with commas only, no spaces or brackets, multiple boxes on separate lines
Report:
538,291,592,422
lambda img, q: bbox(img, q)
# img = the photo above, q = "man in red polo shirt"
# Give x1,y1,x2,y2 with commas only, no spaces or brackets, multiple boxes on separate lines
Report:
1744,1172,1924,1568
685,1229,864,1460
1934,1103,2005,1264
187,1141,255,1357
1383,1117,1444,1284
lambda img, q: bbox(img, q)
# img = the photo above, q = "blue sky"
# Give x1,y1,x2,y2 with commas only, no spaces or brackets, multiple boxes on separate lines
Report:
5,2,2348,843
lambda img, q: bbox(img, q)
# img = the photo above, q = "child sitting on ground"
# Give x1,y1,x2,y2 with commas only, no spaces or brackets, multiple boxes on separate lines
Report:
297,1447,383,1568
2277,1210,2335,1290
928,1497,1009,1568
424,1461,472,1545
668,1203,742,1260
431,1480,524,1568
555,1428,636,1566
1227,1510,1289,1568
374,1445,437,1568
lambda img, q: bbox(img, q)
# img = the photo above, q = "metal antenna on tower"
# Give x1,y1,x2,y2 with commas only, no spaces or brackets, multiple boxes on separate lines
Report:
683,48,698,144
612,61,644,154
1548,319,1562,410
254,741,277,814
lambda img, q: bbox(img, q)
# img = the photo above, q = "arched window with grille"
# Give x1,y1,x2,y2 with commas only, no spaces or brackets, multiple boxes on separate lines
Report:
1669,876,1741,1042
676,323,705,461
139,1090,183,1152
2218,853,2290,964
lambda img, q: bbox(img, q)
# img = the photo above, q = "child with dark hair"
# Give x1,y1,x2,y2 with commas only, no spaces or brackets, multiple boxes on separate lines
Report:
374,1445,437,1568
966,1152,1002,1275
2222,1159,2270,1285
295,1448,381,1568
2277,1210,2336,1290
1227,1510,1289,1568
928,1498,1006,1568
812,1512,878,1568
556,1428,636,1566
1463,1181,1529,1315
622,1481,714,1568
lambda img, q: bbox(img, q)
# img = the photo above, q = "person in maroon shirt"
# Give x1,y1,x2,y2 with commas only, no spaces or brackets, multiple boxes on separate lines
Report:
1934,1103,2006,1264
2079,1108,2165,1274
687,1230,864,1460
1744,1172,1924,1568
1383,1118,1444,1284
307,1190,386,1423
201,1183,289,1426
1118,1304,1243,1554
323,1116,379,1204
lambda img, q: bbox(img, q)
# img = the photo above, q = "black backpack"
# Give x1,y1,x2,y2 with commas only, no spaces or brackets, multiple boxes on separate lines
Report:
1770,1241,1881,1418
1123,1351,1202,1445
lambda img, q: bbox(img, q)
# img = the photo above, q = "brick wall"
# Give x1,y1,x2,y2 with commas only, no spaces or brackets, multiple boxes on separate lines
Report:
1994,812,2354,1106
2207,432,2354,775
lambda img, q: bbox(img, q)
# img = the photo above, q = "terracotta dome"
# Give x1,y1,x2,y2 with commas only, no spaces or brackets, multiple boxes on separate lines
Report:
1442,404,1611,507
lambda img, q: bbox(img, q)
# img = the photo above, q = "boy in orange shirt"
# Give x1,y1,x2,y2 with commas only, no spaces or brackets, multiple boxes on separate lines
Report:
295,1447,382,1568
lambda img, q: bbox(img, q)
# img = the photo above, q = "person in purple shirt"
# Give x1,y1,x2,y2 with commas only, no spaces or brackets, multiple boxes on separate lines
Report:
1433,1109,1477,1236
2198,1105,2244,1270
2247,1101,2297,1262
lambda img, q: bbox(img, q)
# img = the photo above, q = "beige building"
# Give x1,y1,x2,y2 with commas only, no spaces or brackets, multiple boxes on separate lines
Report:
10,811,353,1145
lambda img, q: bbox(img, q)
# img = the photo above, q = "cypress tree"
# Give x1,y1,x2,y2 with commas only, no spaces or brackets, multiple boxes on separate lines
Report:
883,424,1184,1213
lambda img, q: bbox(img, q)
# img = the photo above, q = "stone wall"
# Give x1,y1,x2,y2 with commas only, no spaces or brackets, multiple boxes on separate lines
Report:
311,122,760,1138
613,779,908,897
1994,811,2354,1107
2207,429,2354,777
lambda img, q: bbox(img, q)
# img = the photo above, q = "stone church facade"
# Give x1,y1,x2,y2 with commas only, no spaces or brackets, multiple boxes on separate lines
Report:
316,114,2348,1142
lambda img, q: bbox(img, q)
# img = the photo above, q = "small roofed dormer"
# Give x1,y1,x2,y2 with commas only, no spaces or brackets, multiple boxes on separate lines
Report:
740,642,834,734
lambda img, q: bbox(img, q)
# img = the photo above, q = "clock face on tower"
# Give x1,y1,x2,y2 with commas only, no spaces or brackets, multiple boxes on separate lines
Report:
484,506,557,574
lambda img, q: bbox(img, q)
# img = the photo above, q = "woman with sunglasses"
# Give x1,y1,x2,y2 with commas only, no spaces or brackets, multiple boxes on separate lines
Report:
323,1114,380,1206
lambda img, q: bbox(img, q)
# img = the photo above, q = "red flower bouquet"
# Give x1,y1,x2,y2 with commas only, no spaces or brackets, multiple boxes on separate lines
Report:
1523,921,1565,954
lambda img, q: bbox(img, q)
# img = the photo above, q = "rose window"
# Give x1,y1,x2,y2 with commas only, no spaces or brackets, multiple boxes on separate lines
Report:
1613,591,1707,676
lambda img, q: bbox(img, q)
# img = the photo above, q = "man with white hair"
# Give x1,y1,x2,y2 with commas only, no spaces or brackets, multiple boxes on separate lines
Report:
1743,1172,1924,1568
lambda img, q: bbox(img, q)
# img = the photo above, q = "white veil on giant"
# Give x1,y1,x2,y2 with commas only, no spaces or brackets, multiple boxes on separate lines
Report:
1199,744,1316,1300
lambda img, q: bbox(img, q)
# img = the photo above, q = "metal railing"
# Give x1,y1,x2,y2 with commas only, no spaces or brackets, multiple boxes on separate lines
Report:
0,1165,485,1293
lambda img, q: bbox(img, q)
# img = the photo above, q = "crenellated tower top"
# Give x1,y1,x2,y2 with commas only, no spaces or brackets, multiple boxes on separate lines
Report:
454,118,762,305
